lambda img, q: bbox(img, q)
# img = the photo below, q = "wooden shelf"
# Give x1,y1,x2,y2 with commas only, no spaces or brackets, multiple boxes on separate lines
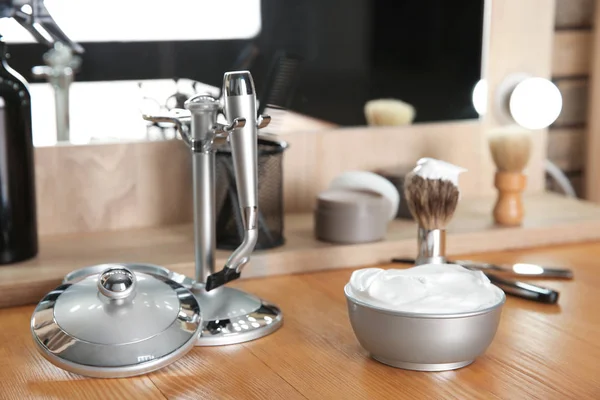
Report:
2,192,600,309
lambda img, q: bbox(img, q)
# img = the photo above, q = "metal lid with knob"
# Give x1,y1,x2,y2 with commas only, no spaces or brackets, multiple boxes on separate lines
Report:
30,264,202,378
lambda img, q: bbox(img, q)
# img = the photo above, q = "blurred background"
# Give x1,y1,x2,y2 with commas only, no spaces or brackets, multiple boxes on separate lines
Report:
0,0,592,197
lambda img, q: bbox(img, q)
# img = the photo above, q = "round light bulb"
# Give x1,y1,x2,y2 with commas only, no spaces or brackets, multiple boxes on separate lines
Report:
472,79,487,116
509,77,562,130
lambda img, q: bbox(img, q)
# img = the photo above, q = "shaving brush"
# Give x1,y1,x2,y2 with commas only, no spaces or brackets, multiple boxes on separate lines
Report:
488,126,532,226
364,99,416,126
404,158,466,265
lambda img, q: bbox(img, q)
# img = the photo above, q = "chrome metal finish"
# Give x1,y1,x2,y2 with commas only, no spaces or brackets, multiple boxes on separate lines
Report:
214,117,247,136
31,42,81,142
62,263,194,288
345,284,505,371
193,151,216,283
415,228,446,265
2,0,84,53
140,70,282,345
5,0,84,143
97,266,136,300
257,114,271,129
241,206,258,230
183,95,221,283
186,95,219,145
223,71,255,96
221,71,260,275
452,260,573,279
142,110,192,147
222,71,258,213
191,284,283,346
31,272,201,378
224,228,258,272
373,358,473,372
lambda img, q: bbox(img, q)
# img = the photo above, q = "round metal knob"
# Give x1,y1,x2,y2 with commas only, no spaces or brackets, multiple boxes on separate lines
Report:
98,266,137,300
184,94,220,112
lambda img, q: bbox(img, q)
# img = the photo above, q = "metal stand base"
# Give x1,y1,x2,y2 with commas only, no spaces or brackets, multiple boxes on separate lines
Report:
191,284,283,346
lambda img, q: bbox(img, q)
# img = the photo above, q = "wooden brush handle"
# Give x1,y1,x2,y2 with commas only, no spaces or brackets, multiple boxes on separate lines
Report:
493,172,527,226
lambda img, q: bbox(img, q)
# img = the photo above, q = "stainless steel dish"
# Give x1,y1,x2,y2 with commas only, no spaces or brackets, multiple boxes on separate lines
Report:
344,284,505,371
32,265,202,378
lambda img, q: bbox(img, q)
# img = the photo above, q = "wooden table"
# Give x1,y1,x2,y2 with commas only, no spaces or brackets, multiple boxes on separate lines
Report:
1,242,599,399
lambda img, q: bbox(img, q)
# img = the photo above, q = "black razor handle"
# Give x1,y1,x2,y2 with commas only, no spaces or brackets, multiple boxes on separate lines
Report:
484,273,559,304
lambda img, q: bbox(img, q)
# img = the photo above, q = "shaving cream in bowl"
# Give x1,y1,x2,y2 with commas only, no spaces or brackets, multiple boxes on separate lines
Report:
344,264,505,371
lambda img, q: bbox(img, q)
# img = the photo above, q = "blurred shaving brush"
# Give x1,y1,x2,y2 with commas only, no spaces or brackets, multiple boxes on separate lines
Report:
488,125,532,226
364,99,416,126
404,158,466,265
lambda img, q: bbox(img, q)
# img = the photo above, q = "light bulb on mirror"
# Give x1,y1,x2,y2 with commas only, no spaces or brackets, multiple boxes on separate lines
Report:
472,79,487,116
509,77,562,130
471,75,562,130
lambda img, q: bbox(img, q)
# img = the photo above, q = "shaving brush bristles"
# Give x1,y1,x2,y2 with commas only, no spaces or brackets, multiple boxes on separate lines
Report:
364,98,416,126
403,173,460,230
488,126,532,172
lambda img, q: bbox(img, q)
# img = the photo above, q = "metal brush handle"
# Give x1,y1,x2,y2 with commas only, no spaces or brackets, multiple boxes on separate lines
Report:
220,71,270,273
416,228,446,265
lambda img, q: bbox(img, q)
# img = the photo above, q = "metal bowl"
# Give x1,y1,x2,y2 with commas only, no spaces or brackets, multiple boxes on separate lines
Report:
344,284,505,371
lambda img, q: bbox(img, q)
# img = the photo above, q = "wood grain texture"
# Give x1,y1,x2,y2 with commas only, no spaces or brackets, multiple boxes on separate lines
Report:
149,347,304,400
553,79,589,127
283,121,546,212
1,242,600,399
35,140,191,235
262,108,338,135
552,30,592,77
33,120,548,222
555,0,595,28
4,192,600,309
547,128,584,171
0,303,167,400
585,3,600,202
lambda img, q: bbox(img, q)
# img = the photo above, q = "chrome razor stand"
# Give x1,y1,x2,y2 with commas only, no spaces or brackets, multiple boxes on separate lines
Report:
143,71,282,346
32,41,81,143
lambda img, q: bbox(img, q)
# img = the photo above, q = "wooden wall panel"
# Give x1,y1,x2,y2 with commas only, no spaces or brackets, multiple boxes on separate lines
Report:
281,121,547,213
585,2,600,201
547,171,584,197
547,128,584,171
281,131,319,213
35,140,191,235
552,31,592,77
550,0,593,199
555,0,595,29
553,79,589,126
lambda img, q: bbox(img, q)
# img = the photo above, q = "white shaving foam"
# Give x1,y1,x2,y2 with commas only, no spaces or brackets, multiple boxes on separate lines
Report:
347,264,504,314
412,158,467,187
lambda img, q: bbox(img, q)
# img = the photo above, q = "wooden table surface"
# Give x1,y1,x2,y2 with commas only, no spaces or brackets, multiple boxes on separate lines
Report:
1,241,599,399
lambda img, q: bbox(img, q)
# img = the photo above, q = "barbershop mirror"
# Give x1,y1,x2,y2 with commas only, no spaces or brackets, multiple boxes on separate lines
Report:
1,0,484,146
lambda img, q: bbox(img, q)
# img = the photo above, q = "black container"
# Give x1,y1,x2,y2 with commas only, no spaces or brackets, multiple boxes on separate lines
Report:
0,39,38,264
215,136,287,250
